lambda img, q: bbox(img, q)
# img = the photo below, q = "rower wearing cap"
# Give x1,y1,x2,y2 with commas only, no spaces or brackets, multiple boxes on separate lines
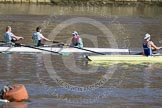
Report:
70,31,83,48
32,26,52,47
4,26,24,45
143,33,162,56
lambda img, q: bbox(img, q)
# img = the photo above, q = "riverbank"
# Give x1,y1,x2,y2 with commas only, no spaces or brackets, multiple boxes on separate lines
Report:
0,0,162,6
50,0,162,6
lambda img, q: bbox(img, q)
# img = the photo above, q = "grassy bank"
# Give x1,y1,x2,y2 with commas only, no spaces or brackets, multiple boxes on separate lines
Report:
0,0,162,6
50,0,162,6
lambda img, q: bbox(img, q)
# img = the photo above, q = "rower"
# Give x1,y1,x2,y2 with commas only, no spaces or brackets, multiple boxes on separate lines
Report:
4,26,24,46
69,31,83,48
32,26,52,47
143,33,162,56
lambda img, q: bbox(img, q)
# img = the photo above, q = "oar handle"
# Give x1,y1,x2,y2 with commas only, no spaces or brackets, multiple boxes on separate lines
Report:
54,43,68,47
52,40,61,43
0,41,6,43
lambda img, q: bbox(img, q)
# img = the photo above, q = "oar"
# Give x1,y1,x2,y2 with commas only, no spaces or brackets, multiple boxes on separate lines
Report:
0,41,6,43
45,40,62,43
0,40,66,55
73,46,106,55
69,46,105,61
48,41,106,55
49,42,105,61
59,43,106,61
52,40,62,43
20,44,63,55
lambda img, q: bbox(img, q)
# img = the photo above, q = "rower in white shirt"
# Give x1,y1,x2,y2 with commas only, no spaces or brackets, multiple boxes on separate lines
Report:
4,26,24,45
32,26,52,47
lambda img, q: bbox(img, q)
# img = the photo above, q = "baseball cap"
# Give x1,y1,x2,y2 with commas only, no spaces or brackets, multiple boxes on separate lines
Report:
144,33,151,40
72,31,78,36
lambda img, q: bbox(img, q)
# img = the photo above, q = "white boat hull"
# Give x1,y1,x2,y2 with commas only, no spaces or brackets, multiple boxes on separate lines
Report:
0,47,129,53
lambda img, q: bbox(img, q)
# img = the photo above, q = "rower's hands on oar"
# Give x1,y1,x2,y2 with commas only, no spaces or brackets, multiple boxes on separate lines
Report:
56,42,69,47
62,43,69,46
51,41,69,46
46,40,70,47
52,40,60,43
17,36,24,40
158,40,162,49
157,47,162,50
46,40,62,43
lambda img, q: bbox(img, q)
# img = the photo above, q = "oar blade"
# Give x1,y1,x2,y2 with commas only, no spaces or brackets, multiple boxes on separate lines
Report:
85,56,92,61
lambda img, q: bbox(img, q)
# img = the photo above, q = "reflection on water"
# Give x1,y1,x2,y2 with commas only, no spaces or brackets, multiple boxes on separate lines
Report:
1,102,28,108
0,53,162,108
0,3,162,108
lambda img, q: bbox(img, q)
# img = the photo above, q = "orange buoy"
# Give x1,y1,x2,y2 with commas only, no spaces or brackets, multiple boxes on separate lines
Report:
2,84,28,102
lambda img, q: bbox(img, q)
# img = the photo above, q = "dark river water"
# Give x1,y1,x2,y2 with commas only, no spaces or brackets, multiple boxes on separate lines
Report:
0,3,162,108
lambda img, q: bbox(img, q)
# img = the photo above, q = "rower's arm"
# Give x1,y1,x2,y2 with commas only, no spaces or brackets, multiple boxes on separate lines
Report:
150,41,162,50
42,37,51,42
11,34,24,40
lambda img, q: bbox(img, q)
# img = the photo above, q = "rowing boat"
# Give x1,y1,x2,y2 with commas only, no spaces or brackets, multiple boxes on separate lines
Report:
0,47,129,53
87,55,162,63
